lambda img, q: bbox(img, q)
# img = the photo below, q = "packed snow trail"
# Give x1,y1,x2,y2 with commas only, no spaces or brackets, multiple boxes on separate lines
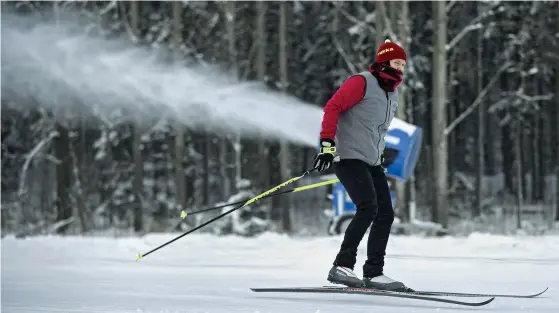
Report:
2,232,558,313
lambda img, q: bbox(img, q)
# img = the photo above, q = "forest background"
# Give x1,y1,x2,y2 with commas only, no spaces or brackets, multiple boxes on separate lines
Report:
1,0,558,237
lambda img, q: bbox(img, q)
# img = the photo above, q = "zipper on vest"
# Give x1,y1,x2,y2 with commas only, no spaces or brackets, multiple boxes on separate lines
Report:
374,92,391,166
385,92,390,117
385,92,390,109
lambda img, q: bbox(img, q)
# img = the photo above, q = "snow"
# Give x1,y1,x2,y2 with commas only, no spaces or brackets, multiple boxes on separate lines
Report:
528,67,539,75
388,117,419,136
2,232,558,313
2,13,323,148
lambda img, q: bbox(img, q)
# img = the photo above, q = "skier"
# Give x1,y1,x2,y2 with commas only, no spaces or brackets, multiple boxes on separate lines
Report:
313,39,411,291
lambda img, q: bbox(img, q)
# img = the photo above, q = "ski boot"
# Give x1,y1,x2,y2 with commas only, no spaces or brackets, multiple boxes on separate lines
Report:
362,273,414,292
327,265,365,288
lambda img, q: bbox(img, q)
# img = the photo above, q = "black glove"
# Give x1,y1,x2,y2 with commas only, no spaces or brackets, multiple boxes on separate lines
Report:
313,139,336,171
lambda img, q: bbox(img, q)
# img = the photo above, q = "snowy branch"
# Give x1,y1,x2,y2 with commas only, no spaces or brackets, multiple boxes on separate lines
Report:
18,131,59,197
92,171,123,217
377,1,398,42
488,95,514,113
489,89,554,116
446,1,458,14
333,37,357,74
50,216,75,234
445,4,536,135
118,1,140,44
337,6,377,36
444,61,511,136
302,37,327,62
446,23,483,52
99,0,117,16
514,91,554,103
446,5,497,52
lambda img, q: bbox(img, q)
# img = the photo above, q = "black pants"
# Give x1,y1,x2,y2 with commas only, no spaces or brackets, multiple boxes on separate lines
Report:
333,159,395,278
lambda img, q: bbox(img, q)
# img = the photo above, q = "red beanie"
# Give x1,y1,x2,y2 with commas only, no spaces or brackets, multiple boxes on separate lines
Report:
375,39,407,64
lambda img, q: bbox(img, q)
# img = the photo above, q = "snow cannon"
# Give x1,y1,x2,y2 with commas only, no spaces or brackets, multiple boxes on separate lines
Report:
383,117,423,181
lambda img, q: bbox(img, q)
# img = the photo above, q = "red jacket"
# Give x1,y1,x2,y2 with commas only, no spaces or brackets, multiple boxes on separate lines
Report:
320,75,367,140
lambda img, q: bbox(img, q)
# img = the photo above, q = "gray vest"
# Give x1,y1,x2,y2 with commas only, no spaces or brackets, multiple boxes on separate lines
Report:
335,71,398,167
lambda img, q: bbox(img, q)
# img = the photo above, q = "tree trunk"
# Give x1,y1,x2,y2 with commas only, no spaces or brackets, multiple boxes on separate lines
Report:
203,132,210,206
388,1,397,30
130,0,143,232
132,124,144,232
172,1,187,216
278,1,292,233
532,91,540,202
395,0,409,222
174,127,186,204
219,138,229,200
556,48,559,221
539,71,552,226
521,113,530,202
375,1,386,47
514,121,523,230
431,1,449,228
224,1,242,185
55,123,72,234
555,9,559,222
255,1,269,189
474,2,484,218
70,142,90,233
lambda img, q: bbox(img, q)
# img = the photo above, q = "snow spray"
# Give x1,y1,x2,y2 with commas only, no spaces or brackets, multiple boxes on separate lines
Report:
1,12,322,147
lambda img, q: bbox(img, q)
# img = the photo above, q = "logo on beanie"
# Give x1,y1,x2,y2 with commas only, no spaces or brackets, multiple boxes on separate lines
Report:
377,48,394,56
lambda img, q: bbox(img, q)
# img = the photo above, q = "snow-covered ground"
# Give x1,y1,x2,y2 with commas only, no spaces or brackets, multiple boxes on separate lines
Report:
2,232,558,313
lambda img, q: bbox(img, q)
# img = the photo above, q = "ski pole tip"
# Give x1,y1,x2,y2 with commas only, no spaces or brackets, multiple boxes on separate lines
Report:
136,253,143,261
180,210,188,219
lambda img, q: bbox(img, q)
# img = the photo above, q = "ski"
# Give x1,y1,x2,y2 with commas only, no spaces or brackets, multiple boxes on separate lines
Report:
322,285,548,298
407,287,548,298
250,286,495,307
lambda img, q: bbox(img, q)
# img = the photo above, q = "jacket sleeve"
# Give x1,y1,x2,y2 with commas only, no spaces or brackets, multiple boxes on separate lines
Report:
319,75,366,141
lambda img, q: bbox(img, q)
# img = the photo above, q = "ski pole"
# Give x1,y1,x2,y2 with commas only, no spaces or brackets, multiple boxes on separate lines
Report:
179,178,340,219
136,168,319,261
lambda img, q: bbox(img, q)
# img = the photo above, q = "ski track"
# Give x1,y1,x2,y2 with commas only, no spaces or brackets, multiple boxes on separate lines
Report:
2,233,558,313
